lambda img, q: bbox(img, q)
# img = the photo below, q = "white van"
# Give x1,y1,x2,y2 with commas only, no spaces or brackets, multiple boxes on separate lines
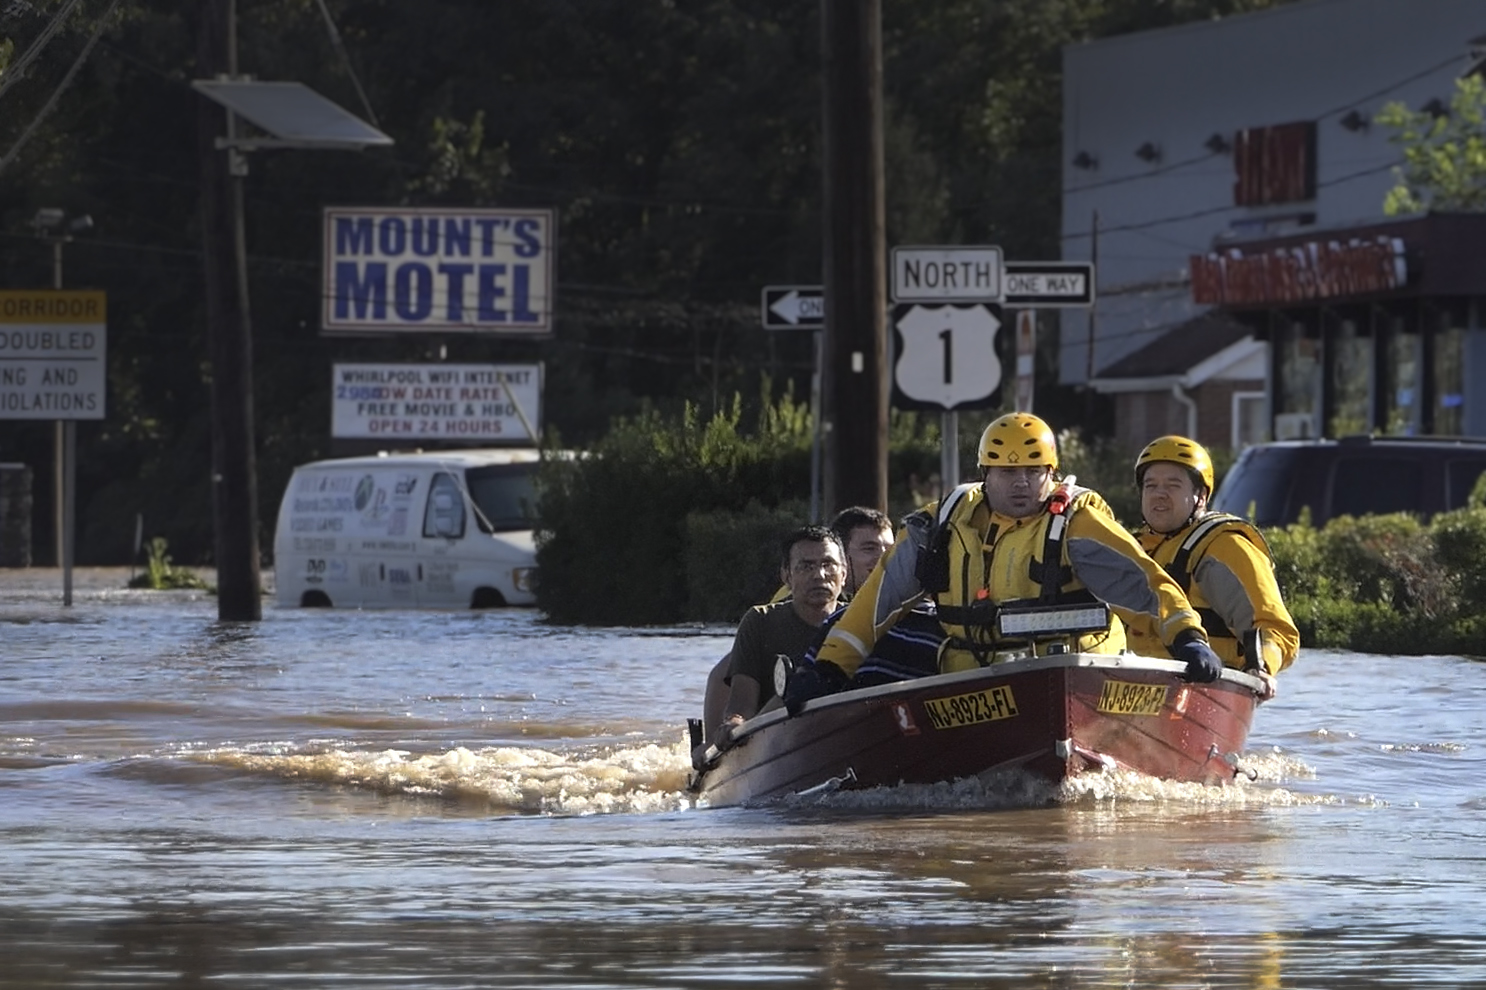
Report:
273,448,544,609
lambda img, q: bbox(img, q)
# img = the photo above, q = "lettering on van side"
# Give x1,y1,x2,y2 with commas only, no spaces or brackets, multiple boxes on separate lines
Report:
426,560,457,595
293,537,337,552
292,516,343,532
296,474,353,494
294,496,354,512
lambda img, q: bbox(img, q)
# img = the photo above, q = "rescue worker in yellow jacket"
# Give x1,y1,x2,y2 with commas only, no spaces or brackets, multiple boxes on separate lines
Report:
1128,436,1299,685
787,414,1223,711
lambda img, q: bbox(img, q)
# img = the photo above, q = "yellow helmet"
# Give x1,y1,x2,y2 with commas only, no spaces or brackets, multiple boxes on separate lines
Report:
1135,435,1214,494
978,413,1058,470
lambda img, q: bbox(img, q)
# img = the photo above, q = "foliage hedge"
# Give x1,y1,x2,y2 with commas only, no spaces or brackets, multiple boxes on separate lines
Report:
535,387,947,624
1267,507,1486,656
535,400,1486,657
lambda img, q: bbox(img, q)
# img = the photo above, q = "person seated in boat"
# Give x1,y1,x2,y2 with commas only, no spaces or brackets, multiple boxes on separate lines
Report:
832,505,895,592
1127,435,1298,693
702,525,847,757
786,413,1223,712
697,506,893,740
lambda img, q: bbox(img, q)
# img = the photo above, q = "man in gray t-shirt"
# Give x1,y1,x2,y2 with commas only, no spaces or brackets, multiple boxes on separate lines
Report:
713,526,844,744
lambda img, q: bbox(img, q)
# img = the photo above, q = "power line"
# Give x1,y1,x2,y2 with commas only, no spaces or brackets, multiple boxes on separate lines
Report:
1061,51,1464,197
0,0,120,176
312,0,379,128
1063,161,1398,243
0,0,84,102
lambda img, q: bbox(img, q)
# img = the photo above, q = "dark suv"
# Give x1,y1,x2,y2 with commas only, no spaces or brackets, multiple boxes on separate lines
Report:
1211,436,1486,527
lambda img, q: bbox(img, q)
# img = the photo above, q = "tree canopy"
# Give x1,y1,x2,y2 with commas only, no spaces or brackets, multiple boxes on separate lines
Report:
1378,74,1486,215
0,0,1292,564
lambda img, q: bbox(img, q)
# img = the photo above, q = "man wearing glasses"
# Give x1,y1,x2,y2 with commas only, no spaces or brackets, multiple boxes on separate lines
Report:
712,526,846,743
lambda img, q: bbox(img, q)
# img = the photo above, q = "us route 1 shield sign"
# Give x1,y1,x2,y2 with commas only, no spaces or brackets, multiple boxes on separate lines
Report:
760,285,825,329
891,303,1004,411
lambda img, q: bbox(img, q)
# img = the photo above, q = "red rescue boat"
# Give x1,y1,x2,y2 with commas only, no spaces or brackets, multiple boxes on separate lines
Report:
688,653,1265,808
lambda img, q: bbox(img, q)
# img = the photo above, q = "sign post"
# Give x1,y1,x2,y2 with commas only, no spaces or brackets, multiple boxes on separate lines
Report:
0,290,107,605
761,285,826,518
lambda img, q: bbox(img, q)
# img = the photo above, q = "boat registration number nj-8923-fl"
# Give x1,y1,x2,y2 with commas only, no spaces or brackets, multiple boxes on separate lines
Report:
924,686,1019,729
1096,680,1168,716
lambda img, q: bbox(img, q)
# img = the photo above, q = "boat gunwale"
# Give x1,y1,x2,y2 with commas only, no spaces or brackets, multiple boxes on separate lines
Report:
725,653,1266,750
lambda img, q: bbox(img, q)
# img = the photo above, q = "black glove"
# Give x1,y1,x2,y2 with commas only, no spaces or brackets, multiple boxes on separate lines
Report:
783,661,847,716
1173,638,1223,683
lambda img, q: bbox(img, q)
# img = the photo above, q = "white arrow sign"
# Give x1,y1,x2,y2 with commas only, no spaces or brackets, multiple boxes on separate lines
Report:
893,304,1003,409
770,290,822,325
760,285,825,329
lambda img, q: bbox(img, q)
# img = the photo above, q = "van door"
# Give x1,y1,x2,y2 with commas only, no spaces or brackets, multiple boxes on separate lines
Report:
419,471,468,606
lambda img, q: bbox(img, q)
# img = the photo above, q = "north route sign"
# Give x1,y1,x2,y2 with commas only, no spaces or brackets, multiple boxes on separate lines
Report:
1003,261,1096,307
760,285,825,329
323,207,555,335
891,303,1004,411
891,246,1003,303
0,290,107,420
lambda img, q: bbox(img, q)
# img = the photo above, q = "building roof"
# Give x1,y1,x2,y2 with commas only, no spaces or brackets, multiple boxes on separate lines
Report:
1089,310,1260,392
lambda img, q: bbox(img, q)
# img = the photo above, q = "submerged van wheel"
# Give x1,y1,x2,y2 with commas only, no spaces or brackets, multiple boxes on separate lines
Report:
470,587,507,609
299,590,333,608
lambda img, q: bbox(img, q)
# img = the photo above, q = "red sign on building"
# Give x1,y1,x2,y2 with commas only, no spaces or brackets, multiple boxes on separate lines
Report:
1190,236,1408,306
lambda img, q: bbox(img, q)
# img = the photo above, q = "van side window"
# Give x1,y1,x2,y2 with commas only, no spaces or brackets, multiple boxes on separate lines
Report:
423,473,466,539
1330,457,1423,518
465,463,538,533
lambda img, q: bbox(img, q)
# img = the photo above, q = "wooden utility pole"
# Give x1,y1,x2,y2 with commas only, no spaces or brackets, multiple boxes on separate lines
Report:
820,0,888,514
196,0,262,620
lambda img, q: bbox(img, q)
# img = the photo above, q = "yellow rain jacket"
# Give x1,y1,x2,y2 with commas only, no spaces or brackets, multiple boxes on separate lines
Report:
1131,512,1299,676
814,482,1207,676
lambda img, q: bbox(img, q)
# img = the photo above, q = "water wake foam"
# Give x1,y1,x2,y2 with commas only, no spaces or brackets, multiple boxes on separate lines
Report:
193,740,1333,817
196,738,697,816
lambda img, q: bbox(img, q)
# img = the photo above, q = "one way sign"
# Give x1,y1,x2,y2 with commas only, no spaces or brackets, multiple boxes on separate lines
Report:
761,285,825,329
1002,261,1096,307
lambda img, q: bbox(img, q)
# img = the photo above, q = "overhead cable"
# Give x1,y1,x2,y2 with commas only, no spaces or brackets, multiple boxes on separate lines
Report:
0,0,85,102
0,0,121,176
314,0,380,127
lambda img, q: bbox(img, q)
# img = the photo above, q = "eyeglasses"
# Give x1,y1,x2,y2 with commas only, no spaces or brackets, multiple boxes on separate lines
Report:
790,558,844,576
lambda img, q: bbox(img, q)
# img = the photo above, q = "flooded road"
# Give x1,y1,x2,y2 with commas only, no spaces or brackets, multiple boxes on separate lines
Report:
3,570,1485,988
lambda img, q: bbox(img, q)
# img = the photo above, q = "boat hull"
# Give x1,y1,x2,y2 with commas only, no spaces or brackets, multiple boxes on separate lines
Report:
691,653,1263,807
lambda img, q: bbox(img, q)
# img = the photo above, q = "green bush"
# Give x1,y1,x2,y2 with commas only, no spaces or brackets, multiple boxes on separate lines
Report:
126,537,213,591
684,500,806,622
535,391,813,625
1429,507,1486,612
1268,507,1486,656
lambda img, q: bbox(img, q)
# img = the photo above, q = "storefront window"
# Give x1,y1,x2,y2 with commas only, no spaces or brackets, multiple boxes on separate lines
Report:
1384,317,1421,436
1276,320,1320,440
1436,323,1465,435
1328,317,1371,437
